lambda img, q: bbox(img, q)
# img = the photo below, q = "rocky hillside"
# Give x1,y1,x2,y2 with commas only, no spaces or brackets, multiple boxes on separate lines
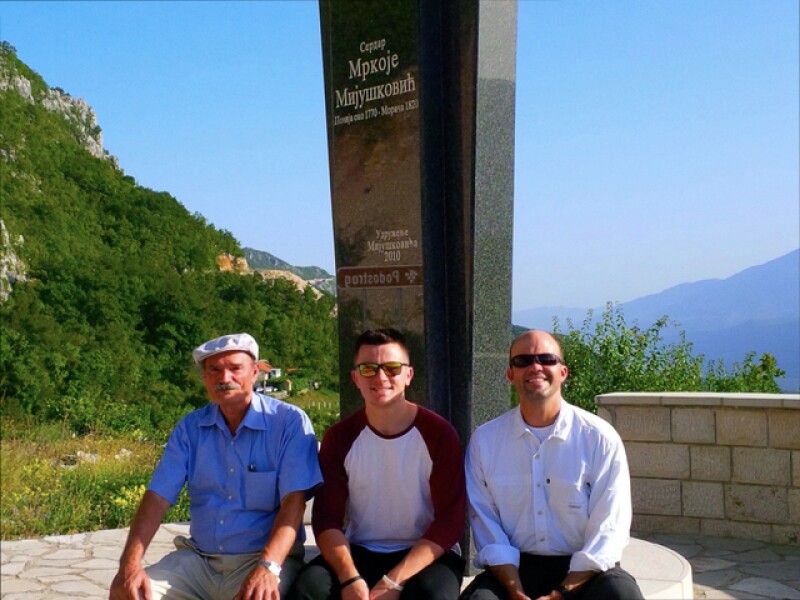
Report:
0,41,335,305
217,252,328,299
0,42,112,164
0,42,338,436
0,219,26,302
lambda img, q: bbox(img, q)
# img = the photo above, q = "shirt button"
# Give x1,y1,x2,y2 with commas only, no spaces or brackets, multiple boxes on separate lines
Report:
219,545,224,551
534,455,540,459
229,467,235,473
540,537,546,542
228,495,233,500
219,519,224,525
537,511,543,515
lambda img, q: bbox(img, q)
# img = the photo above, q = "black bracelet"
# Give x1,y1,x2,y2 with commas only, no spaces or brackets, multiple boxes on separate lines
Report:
556,584,571,599
340,575,364,589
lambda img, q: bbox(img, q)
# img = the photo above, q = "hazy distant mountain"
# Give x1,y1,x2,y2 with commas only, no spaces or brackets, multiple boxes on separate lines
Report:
513,250,800,392
244,248,331,279
244,247,336,295
621,250,799,330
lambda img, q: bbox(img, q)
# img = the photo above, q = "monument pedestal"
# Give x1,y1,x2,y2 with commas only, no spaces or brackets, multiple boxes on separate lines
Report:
319,0,517,564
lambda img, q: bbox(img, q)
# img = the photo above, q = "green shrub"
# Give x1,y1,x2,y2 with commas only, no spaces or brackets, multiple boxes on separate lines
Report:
552,304,784,412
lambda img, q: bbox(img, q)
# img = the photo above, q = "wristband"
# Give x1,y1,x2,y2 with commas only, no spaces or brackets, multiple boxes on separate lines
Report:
257,560,282,579
556,584,571,599
340,575,363,589
382,574,404,591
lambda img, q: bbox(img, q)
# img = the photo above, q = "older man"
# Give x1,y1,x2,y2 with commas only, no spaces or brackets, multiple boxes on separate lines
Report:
110,333,322,600
460,330,643,600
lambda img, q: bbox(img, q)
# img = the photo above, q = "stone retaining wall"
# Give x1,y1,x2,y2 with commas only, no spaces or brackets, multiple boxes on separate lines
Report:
597,392,800,545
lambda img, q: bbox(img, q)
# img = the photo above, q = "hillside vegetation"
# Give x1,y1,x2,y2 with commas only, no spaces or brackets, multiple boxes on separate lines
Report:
0,43,338,439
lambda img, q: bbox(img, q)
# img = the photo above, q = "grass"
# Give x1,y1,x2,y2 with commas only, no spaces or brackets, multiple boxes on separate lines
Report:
290,388,340,438
0,419,189,540
0,392,340,541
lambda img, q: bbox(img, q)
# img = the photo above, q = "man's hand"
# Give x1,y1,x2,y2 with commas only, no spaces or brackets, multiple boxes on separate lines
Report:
340,576,370,600
234,564,280,600
235,490,306,599
535,569,595,600
109,491,169,600
109,563,151,600
488,564,532,600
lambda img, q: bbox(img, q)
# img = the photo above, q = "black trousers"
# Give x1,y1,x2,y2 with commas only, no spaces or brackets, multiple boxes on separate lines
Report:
459,554,644,600
288,544,465,600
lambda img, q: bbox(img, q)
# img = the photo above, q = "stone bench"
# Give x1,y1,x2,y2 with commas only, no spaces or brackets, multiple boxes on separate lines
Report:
115,502,694,600
301,524,693,599
619,538,693,599
0,521,691,599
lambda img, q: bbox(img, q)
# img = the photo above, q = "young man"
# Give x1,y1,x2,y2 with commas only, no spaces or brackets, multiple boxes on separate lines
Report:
460,330,644,600
109,333,322,600
289,328,466,600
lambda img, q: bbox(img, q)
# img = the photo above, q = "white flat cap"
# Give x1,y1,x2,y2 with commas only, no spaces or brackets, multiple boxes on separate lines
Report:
192,333,259,365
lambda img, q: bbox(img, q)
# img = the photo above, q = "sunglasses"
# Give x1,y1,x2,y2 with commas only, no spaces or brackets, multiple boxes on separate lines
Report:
355,362,409,377
509,353,564,368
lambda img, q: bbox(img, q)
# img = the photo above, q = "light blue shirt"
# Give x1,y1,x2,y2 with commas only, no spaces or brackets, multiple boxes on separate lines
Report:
149,393,323,554
466,399,632,573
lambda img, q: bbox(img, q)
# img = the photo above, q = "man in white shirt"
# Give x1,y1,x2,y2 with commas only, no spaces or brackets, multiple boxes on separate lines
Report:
460,330,643,600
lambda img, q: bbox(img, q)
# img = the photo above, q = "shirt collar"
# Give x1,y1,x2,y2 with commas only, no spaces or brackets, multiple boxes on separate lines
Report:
515,397,573,440
241,393,267,430
198,393,266,432
552,398,573,439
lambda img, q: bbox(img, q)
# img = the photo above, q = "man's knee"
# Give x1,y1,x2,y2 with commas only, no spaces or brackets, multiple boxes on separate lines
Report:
458,572,507,600
407,556,463,600
286,561,335,600
404,573,460,600
144,549,203,600
459,587,505,600
578,567,644,600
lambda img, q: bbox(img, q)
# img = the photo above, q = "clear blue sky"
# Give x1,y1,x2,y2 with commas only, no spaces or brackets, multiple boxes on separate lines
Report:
1,0,798,311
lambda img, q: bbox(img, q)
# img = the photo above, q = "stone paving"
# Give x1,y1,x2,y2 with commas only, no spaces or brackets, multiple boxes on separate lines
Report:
2,524,799,599
639,532,800,600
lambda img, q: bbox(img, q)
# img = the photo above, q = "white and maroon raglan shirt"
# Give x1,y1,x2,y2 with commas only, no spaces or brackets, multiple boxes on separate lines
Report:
312,405,466,554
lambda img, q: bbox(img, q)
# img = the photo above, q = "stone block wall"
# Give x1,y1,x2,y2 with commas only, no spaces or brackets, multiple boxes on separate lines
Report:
597,392,800,545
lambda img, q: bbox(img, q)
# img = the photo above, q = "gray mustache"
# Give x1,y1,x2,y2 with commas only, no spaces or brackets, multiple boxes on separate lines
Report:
214,383,241,391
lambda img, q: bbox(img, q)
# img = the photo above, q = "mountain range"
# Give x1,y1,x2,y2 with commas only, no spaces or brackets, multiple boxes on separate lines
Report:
247,247,799,391
513,250,800,392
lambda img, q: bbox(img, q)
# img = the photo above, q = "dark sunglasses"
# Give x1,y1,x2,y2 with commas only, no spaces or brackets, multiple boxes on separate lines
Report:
356,362,409,377
509,353,564,368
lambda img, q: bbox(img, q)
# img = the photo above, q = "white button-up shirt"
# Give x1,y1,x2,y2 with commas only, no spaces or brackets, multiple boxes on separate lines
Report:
466,399,632,573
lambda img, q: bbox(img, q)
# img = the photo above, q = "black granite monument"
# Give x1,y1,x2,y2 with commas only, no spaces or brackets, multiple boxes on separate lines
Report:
319,0,517,443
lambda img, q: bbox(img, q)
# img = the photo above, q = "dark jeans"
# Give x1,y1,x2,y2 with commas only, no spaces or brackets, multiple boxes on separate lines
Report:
459,554,644,600
288,544,465,600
